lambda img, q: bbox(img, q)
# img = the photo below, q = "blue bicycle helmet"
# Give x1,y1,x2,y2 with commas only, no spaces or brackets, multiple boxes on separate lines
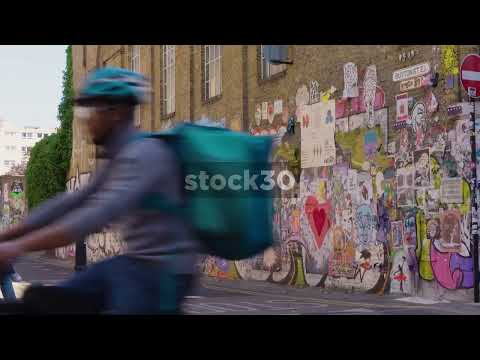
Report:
75,67,150,105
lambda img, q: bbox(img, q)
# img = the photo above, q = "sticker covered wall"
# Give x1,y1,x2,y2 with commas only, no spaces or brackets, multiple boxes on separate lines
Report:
200,46,478,302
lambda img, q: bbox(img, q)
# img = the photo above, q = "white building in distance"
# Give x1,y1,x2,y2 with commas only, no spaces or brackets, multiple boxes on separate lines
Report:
0,119,57,175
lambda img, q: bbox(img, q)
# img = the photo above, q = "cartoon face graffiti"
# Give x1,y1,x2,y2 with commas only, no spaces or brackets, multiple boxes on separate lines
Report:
439,210,461,252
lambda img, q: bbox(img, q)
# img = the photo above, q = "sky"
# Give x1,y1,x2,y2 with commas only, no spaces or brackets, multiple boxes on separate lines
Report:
0,45,67,130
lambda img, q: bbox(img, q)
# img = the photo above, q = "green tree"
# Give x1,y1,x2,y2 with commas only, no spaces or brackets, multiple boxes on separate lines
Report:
26,46,73,209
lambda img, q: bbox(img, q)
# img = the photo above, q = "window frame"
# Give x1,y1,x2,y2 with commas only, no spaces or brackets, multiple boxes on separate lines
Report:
203,45,222,103
259,45,288,82
161,45,176,118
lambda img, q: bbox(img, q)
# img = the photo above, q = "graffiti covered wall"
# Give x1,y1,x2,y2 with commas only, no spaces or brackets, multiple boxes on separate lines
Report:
55,168,124,263
201,45,480,301
0,176,27,231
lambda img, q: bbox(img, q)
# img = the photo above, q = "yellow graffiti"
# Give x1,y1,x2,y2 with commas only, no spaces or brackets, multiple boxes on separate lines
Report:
459,179,471,216
336,126,390,172
431,157,442,190
416,211,433,281
316,181,327,203
441,45,459,76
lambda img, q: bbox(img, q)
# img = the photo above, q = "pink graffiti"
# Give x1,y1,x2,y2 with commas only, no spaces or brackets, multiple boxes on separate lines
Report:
430,243,474,289
304,196,332,250
335,86,385,119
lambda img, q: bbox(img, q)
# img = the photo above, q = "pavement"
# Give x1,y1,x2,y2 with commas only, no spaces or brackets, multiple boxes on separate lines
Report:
8,252,480,315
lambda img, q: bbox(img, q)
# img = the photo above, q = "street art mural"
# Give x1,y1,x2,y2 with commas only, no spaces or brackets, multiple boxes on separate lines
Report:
198,50,478,300
0,177,27,231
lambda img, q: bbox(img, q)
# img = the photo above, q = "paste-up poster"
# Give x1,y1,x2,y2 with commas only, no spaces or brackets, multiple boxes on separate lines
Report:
357,172,374,205
415,188,426,211
440,177,463,204
414,149,430,187
301,100,336,168
396,164,415,208
309,80,320,104
363,65,377,128
395,93,409,128
426,189,440,214
343,62,359,98
439,209,462,253
391,221,404,248
261,102,268,120
347,169,358,204
335,117,348,133
273,100,283,115
387,142,396,155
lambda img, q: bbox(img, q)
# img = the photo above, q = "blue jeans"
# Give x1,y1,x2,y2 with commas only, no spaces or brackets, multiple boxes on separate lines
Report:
52,255,194,314
0,274,16,301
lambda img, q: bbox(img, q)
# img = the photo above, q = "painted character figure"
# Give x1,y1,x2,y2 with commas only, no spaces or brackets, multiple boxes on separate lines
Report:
355,249,372,282
392,256,408,292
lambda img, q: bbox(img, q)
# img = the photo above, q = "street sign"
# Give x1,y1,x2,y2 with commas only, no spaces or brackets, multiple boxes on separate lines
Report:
393,62,430,82
460,54,480,99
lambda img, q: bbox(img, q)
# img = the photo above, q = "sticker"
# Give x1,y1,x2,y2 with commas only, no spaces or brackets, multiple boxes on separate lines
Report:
399,75,426,92
274,99,283,115
309,80,320,104
395,93,409,128
393,62,431,82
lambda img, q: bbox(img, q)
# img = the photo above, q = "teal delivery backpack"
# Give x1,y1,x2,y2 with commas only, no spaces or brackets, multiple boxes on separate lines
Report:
134,122,274,260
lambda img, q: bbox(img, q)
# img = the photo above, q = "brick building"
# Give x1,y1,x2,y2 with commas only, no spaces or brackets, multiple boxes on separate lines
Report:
68,45,480,301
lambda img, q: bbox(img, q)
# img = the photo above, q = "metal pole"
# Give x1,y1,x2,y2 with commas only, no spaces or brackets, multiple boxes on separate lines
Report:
470,98,479,303
74,239,87,272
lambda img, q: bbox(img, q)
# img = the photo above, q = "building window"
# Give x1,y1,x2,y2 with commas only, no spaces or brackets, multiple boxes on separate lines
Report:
38,133,42,138
22,132,26,138
130,45,142,127
27,133,32,138
162,45,176,116
260,45,287,80
204,45,222,101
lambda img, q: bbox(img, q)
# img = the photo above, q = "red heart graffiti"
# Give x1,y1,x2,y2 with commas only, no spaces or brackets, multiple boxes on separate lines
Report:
305,196,331,249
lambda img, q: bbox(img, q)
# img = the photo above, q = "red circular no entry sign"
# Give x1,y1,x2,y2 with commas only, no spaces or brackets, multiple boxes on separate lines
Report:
461,53,480,98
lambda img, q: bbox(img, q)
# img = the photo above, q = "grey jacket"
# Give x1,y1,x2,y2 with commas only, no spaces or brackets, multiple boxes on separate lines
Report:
23,122,197,274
